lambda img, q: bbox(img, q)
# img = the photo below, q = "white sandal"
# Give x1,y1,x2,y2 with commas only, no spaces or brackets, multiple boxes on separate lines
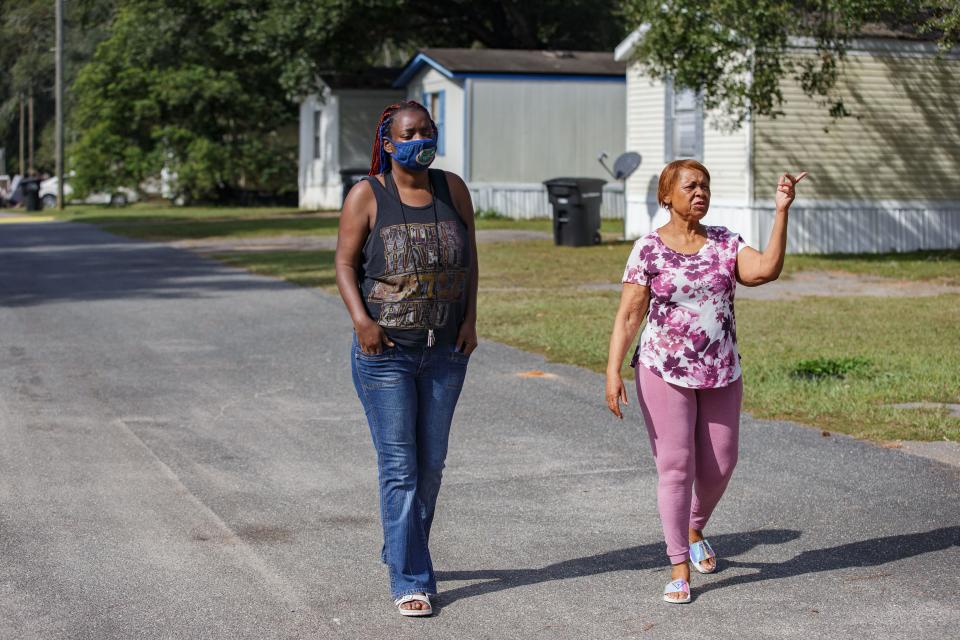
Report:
394,593,432,617
663,578,691,604
689,539,717,574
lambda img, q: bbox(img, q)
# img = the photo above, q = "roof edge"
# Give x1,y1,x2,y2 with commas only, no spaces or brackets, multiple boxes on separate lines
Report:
395,48,625,87
393,52,455,88
614,25,649,61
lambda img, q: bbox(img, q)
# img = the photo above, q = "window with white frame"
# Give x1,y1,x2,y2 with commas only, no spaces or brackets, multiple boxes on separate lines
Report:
665,78,703,161
422,90,446,156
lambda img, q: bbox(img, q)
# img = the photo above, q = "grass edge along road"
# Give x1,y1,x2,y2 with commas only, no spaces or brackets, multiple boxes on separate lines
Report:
34,203,594,240
33,204,960,285
26,205,960,443
217,239,959,444
470,239,959,444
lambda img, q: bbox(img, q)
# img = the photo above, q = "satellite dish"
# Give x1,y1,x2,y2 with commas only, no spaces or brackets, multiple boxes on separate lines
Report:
613,152,642,180
598,151,642,181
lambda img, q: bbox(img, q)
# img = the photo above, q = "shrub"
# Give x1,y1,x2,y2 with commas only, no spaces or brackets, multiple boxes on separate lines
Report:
791,356,873,380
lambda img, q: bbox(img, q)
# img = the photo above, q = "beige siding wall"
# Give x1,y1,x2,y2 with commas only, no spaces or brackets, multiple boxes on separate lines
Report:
624,66,666,238
405,69,465,175
470,79,625,183
754,51,960,202
701,118,753,243
338,90,405,171
623,64,752,240
703,119,749,203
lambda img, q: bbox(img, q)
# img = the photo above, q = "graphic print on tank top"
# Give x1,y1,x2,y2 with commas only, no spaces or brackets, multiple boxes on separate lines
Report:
367,220,466,330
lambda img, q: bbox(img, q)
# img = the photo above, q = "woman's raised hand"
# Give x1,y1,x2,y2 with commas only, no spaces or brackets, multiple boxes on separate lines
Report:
605,372,628,419
774,171,808,212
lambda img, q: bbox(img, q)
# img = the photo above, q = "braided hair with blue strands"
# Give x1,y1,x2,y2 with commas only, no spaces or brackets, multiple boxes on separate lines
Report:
368,100,438,176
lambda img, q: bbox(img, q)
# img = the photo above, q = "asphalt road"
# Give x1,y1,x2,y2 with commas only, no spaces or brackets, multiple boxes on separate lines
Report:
1,219,957,640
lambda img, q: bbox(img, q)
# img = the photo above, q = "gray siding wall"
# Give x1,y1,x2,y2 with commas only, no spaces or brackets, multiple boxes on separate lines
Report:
470,79,626,183
338,90,404,171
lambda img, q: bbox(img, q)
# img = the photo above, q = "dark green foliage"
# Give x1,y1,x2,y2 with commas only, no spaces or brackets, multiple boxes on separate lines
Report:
69,0,298,201
267,0,627,97
0,0,113,174
64,0,625,201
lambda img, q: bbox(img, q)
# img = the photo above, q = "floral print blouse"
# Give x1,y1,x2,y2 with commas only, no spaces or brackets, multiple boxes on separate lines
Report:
622,226,745,389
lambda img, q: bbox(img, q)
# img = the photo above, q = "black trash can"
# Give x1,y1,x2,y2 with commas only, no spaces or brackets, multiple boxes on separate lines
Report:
340,168,369,206
543,178,606,247
20,177,41,212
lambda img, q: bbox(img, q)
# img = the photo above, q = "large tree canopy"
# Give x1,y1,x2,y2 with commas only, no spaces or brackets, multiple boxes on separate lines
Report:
0,0,112,174
70,0,300,201
621,0,960,127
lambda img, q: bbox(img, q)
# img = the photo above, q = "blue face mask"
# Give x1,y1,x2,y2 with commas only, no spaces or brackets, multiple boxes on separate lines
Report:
386,137,437,171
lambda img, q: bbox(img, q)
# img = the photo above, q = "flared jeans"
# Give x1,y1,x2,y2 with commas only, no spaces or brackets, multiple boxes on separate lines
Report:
350,334,469,598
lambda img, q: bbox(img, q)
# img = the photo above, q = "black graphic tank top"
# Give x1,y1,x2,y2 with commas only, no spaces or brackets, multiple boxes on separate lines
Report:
359,169,470,348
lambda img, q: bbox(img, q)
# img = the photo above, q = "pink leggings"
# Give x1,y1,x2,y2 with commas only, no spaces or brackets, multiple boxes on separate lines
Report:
636,365,743,565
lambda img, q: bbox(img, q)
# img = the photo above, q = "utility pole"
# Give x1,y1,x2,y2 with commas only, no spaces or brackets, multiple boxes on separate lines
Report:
18,94,25,176
55,0,65,208
28,88,34,173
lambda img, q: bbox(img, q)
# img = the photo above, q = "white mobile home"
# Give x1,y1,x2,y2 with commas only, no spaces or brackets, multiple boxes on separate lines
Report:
298,70,404,210
393,48,628,218
616,30,960,252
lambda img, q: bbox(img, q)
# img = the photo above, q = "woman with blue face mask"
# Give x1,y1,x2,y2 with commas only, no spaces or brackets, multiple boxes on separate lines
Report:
334,101,479,617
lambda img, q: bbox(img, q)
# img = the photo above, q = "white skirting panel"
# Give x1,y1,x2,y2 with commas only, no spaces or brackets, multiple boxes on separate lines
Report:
468,182,626,219
625,198,960,254
299,183,343,211
755,203,960,253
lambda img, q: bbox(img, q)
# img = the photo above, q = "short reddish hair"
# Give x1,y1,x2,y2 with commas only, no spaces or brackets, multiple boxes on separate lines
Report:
657,160,710,208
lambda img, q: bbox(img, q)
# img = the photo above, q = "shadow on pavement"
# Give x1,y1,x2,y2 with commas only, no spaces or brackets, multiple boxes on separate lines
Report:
0,222,293,307
696,526,960,597
435,528,800,606
436,526,959,607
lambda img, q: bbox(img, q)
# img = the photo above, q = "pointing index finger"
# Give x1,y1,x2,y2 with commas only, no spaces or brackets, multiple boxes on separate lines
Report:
785,171,809,185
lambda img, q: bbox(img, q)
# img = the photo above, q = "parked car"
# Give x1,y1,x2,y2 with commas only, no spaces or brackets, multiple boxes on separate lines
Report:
0,174,17,207
39,175,137,209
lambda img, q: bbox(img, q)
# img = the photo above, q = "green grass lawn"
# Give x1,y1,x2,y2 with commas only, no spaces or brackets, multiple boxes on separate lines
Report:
32,204,624,240
38,203,340,240
471,240,959,442
42,202,314,223
36,204,959,442
54,203,953,284
217,250,337,288
477,288,959,443
475,216,626,235
783,250,960,285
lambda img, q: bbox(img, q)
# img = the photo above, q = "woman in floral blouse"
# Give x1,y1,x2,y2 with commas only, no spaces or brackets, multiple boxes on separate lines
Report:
605,159,806,604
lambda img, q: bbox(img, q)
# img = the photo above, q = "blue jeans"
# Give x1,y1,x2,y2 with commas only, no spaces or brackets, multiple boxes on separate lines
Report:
350,334,470,599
